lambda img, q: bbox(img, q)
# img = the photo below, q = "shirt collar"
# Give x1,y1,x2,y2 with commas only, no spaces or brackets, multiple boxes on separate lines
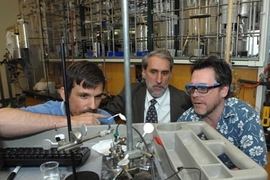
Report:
221,98,236,119
61,101,66,115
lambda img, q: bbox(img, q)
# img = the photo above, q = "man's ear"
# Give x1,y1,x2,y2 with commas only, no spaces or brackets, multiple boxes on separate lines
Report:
59,87,66,101
141,68,146,79
221,85,229,98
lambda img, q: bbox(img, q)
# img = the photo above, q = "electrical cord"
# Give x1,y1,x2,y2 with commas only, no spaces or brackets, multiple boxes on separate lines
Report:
154,136,181,180
114,124,150,153
164,166,202,180
164,167,183,180
182,167,201,180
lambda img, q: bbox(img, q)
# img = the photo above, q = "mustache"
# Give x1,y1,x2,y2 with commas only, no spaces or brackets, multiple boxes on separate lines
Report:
81,109,97,113
153,84,165,88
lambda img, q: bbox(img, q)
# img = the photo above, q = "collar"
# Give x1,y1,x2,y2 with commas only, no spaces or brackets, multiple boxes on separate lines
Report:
221,98,237,119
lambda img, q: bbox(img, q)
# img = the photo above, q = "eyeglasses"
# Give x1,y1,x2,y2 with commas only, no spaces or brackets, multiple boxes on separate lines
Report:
185,83,221,96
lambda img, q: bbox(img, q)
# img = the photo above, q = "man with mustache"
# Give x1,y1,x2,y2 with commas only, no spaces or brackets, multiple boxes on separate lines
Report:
0,61,113,138
104,49,192,123
178,56,267,168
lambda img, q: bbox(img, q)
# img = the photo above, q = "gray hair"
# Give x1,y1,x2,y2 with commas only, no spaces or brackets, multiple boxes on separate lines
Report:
142,49,174,70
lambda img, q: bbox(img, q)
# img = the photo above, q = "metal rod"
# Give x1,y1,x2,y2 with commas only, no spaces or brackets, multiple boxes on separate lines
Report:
121,0,133,152
147,0,154,51
225,0,233,63
60,37,77,180
80,4,86,58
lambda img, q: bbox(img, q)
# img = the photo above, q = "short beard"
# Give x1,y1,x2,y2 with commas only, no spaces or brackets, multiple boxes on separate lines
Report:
194,101,219,118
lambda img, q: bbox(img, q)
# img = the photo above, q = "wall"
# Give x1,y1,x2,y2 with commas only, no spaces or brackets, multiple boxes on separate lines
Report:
0,0,19,100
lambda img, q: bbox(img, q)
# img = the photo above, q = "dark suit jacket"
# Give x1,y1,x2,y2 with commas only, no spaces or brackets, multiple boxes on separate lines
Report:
103,82,192,123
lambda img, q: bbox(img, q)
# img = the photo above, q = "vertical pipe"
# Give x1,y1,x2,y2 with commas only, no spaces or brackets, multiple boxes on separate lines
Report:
121,0,133,151
251,2,257,55
36,0,47,81
174,0,180,52
60,37,78,180
235,2,240,56
197,0,201,50
216,1,220,54
88,0,93,54
247,1,252,56
180,0,184,54
225,0,233,63
80,4,86,58
205,0,209,56
147,0,154,51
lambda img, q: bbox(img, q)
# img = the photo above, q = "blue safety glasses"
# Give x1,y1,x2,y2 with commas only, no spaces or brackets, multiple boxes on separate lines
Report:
185,83,221,96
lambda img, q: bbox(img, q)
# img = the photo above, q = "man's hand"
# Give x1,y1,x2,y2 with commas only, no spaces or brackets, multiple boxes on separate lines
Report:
71,113,107,126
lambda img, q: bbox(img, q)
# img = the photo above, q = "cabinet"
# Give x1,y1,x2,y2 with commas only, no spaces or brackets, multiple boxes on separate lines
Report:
98,63,137,95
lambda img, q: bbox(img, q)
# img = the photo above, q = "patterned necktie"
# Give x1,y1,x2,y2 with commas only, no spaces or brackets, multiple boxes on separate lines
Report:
146,99,158,123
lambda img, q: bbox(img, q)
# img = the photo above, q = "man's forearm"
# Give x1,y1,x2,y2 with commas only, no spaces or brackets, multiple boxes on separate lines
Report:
0,108,67,138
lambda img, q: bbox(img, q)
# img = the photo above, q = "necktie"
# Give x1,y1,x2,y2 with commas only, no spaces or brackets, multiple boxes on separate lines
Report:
146,99,158,123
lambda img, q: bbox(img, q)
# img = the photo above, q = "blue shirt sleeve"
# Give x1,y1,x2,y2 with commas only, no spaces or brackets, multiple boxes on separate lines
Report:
20,100,115,124
20,101,65,115
97,109,115,125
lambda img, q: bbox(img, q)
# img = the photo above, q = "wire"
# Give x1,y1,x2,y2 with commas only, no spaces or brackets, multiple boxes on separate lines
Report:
114,124,156,180
154,136,181,180
154,136,202,180
131,126,150,153
164,167,183,180
237,63,270,89
182,167,201,180
114,124,150,153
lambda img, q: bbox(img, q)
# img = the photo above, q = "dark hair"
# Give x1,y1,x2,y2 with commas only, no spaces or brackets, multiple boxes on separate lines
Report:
191,56,232,98
66,61,106,95
142,49,174,70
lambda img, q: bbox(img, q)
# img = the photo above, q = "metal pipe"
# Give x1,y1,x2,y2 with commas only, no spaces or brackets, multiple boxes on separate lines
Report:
121,0,133,151
235,2,240,56
225,0,234,63
174,0,180,52
180,0,184,54
247,1,252,55
216,0,220,55
147,0,154,51
79,3,86,58
251,2,257,56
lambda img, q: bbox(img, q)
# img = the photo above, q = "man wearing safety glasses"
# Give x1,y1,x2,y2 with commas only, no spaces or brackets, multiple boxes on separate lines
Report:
178,56,267,169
